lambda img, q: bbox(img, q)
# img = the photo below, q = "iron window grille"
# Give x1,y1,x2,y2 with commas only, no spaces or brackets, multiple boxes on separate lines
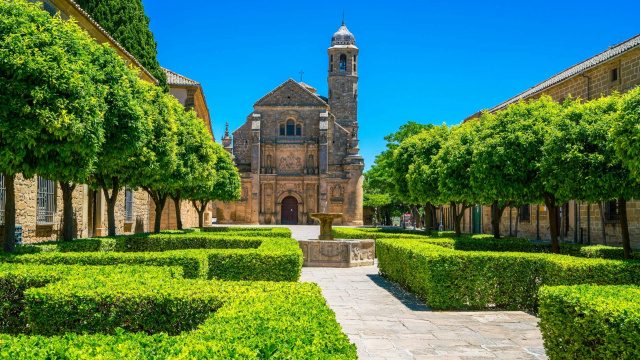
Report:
0,174,5,224
37,177,56,224
519,204,531,223
42,1,57,17
125,187,134,223
604,200,620,224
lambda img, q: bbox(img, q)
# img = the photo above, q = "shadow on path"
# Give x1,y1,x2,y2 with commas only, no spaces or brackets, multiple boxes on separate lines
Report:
366,273,431,312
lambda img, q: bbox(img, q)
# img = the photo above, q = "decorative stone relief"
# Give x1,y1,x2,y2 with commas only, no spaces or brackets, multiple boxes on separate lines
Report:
241,186,249,200
278,153,302,172
331,184,344,199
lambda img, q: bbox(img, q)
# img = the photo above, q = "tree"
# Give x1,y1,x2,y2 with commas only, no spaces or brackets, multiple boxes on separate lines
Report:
434,121,479,237
557,94,639,259
74,0,168,91
133,88,180,233
614,87,640,179
185,144,241,228
472,97,562,242
169,110,216,230
404,125,450,233
0,0,106,249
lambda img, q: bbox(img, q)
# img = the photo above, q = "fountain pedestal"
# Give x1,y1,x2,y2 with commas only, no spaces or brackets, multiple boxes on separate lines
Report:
297,213,375,268
309,213,343,240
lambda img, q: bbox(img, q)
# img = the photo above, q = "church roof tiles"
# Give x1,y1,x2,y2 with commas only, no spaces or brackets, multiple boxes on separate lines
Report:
467,33,640,120
162,68,200,86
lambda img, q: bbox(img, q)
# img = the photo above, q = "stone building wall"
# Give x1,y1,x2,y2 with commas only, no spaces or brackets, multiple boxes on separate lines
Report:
0,174,150,244
148,198,211,231
439,199,640,248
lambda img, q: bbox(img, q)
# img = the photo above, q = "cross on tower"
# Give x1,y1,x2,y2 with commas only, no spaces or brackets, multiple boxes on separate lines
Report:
299,70,304,82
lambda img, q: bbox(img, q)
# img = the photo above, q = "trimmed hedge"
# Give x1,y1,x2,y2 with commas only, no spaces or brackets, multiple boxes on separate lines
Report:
377,237,640,311
5,233,303,282
538,285,640,359
0,263,356,359
2,250,208,279
201,226,292,238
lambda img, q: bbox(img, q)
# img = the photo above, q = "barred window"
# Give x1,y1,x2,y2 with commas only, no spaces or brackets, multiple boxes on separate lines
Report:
125,187,134,223
37,177,56,224
286,120,295,136
42,1,57,17
0,174,5,225
604,200,620,224
519,204,531,223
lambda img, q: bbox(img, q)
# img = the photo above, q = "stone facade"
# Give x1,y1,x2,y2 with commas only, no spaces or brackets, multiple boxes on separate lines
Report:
445,35,640,246
218,23,364,225
0,174,149,244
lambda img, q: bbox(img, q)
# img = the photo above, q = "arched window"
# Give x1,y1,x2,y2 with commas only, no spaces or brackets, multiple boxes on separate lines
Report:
296,124,301,136
339,54,346,71
286,120,295,136
330,55,334,72
279,123,285,136
353,54,357,72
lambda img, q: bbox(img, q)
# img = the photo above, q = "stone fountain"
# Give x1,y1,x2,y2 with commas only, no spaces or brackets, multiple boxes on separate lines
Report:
297,212,374,268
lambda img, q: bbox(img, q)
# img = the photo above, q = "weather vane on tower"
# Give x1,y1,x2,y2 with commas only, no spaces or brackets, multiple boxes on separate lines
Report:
299,70,304,82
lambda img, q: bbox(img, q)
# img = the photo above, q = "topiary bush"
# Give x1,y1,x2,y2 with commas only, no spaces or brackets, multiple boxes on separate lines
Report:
3,232,303,281
538,284,640,359
0,263,357,359
377,237,640,311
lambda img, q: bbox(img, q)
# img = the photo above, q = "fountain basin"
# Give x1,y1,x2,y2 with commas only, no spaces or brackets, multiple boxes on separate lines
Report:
298,238,375,268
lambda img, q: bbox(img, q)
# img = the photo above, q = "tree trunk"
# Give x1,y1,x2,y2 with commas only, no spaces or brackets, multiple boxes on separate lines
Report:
59,181,76,242
452,201,470,238
97,176,120,237
515,207,520,238
3,173,15,252
491,200,501,239
544,192,560,254
171,190,183,230
192,200,208,228
598,201,607,245
620,198,631,260
423,202,432,234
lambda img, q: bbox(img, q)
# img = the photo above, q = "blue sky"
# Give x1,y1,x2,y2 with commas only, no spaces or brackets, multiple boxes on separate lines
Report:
144,0,640,171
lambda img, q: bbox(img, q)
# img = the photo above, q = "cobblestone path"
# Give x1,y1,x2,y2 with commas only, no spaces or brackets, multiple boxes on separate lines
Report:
300,264,547,360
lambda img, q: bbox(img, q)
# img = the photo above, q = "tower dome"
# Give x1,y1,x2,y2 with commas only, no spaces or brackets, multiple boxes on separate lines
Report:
331,22,356,46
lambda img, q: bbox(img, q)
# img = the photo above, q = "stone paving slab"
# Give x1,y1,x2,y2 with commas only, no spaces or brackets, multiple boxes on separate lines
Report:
300,264,547,360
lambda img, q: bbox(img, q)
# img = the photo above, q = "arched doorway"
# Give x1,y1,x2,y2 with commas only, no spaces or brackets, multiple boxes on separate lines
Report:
281,196,298,224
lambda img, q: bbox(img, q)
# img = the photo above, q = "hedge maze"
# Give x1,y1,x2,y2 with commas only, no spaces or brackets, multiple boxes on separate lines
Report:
0,228,358,359
341,227,640,358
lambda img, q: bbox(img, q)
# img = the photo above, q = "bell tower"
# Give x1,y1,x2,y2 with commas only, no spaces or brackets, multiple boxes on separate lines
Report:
328,21,359,134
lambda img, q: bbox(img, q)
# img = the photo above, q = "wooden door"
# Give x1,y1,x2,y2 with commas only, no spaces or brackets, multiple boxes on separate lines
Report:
281,196,298,224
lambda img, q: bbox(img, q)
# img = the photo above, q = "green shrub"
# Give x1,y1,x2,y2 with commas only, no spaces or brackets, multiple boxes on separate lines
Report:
3,234,303,282
200,226,292,238
538,285,640,359
27,276,222,336
0,263,356,359
377,238,640,311
2,250,204,278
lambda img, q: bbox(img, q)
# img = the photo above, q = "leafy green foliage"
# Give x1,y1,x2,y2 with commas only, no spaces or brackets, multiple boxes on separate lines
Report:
538,284,640,359
3,230,303,281
404,125,449,206
614,87,640,180
74,0,169,91
376,237,640,311
0,263,357,358
0,0,106,179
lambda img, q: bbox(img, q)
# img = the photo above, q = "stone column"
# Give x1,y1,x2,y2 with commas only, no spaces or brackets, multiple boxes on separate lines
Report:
318,112,329,214
250,113,261,224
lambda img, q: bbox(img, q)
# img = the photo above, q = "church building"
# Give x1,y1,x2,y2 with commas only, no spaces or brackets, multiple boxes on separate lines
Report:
218,22,364,225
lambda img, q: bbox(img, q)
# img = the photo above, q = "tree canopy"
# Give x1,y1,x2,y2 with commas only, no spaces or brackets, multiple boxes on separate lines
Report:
74,0,168,91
